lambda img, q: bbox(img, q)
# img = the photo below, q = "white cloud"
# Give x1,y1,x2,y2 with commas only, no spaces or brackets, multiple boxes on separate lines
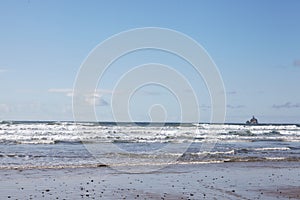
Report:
294,60,300,67
79,91,110,106
143,91,162,96
84,93,109,106
272,102,300,109
48,88,114,97
0,104,10,113
48,88,72,93
0,69,7,73
48,88,111,106
227,104,245,109
48,88,74,97
227,91,237,95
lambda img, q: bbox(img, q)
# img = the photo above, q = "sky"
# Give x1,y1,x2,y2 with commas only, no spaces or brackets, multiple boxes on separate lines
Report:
0,0,299,123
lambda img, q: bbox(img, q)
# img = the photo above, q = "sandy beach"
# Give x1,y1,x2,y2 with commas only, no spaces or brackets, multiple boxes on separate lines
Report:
2,0,300,199
1,161,299,200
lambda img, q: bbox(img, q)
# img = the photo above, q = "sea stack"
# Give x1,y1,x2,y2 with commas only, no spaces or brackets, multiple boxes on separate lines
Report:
246,116,258,124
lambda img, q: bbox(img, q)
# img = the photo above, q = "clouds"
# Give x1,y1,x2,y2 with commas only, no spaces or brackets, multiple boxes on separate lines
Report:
293,60,300,67
84,93,109,106
199,104,245,110
0,68,7,73
227,91,237,95
0,102,48,120
0,104,10,113
275,59,300,69
272,102,300,109
142,91,162,96
227,104,245,109
48,88,110,106
48,88,74,97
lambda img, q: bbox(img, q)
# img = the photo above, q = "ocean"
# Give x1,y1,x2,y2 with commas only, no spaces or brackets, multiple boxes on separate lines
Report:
1,121,300,172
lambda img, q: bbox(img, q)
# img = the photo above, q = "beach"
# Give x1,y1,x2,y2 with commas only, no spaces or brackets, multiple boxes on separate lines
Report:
2,0,300,199
1,161,300,200
1,121,300,199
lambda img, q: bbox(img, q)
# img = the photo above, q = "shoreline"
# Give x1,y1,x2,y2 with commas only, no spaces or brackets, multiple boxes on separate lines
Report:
1,162,299,199
1,120,299,126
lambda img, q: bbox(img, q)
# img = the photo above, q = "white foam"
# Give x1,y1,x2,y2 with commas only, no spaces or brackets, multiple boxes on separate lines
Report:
253,147,290,151
265,157,286,160
0,122,299,144
190,150,235,156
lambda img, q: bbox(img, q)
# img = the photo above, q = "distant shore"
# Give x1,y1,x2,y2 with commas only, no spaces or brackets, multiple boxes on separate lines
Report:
1,162,299,199
1,120,299,126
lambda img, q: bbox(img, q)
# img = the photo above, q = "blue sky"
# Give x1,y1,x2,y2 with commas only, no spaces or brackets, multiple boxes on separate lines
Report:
0,0,299,123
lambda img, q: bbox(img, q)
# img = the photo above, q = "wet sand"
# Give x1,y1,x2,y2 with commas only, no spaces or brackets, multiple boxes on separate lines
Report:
0,162,300,199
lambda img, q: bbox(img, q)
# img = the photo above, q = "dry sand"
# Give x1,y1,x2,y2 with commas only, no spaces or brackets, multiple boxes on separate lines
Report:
1,162,300,199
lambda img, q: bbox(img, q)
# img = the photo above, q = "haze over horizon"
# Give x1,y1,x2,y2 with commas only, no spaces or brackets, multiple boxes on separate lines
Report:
0,0,299,123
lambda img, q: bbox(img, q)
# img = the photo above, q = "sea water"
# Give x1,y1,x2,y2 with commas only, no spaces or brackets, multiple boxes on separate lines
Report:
0,121,300,170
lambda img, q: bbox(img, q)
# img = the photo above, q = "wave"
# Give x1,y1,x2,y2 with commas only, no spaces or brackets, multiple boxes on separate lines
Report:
252,147,290,151
288,146,300,150
0,139,84,145
188,150,235,156
0,163,107,170
226,130,284,137
0,160,228,170
235,147,291,154
2,156,300,170
250,138,286,142
105,150,236,160
224,156,300,163
0,122,299,145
